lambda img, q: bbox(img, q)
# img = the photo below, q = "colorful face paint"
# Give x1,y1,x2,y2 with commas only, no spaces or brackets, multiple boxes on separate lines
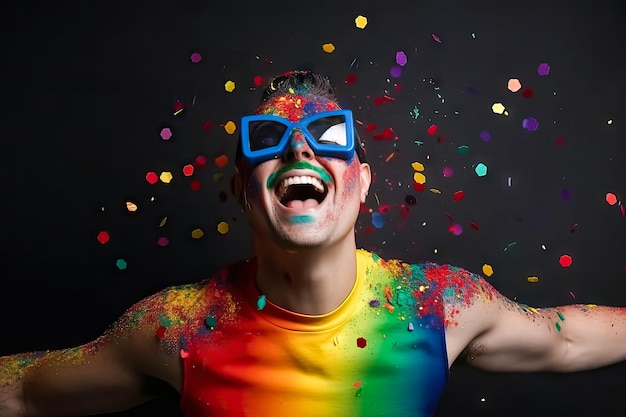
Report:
266,160,332,190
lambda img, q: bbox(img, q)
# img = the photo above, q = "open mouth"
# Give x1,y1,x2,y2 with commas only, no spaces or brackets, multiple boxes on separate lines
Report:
275,175,328,209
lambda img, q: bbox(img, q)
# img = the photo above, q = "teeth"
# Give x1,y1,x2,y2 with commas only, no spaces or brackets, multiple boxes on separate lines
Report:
276,175,325,198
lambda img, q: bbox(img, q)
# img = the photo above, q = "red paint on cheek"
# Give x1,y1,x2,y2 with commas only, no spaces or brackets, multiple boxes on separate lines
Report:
341,160,361,197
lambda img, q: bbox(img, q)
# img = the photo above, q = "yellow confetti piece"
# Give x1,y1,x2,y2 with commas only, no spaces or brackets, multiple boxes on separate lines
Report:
191,228,204,239
224,80,235,92
413,172,426,184
159,217,167,227
482,264,494,277
527,276,539,283
322,43,335,53
429,188,441,194
355,15,368,29
125,201,138,212
213,173,224,181
411,161,425,171
492,102,506,114
160,171,173,183
224,121,237,134
217,221,229,234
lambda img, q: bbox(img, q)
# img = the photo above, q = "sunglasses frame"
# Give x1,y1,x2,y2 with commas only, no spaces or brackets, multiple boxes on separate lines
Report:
240,109,356,167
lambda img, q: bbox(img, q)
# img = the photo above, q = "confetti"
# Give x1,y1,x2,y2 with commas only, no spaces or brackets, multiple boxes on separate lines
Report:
448,224,463,236
322,43,336,53
606,192,618,205
160,172,173,183
390,65,402,78
190,180,202,191
253,75,264,86
160,127,173,140
482,264,494,277
182,164,194,176
412,162,425,171
427,124,438,135
217,221,230,234
452,191,465,201
224,80,235,92
97,231,110,244
474,163,487,177
224,121,237,134
190,52,202,63
413,172,426,184
522,117,539,131
372,212,385,228
507,78,522,92
157,237,169,247
215,154,228,168
479,131,491,142
355,15,368,29
491,103,506,115
559,255,573,268
537,63,551,76
257,295,266,310
115,259,127,270
191,228,204,239
356,337,367,348
442,167,454,177
395,51,407,66
145,172,158,184
126,201,138,212
431,33,441,43
527,277,539,283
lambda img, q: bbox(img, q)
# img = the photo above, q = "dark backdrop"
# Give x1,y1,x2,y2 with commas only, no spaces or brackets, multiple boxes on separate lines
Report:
1,0,625,416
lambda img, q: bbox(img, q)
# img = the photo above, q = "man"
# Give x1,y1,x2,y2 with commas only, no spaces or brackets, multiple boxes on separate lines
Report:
1,70,626,417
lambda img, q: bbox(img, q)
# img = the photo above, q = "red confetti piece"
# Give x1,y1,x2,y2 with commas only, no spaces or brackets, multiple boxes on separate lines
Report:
522,88,533,98
356,337,367,348
190,180,202,191
379,204,390,213
253,75,264,86
182,164,194,176
413,182,425,192
202,121,212,131
559,255,573,268
365,123,377,132
427,124,438,136
194,155,208,169
146,171,159,184
384,302,395,313
156,325,166,339
400,204,410,218
180,349,189,359
97,231,110,244
453,191,465,201
345,74,357,83
555,137,565,145
157,237,170,247
215,154,229,168
353,381,362,388
372,128,394,140
469,222,480,231
173,100,184,115
373,96,394,106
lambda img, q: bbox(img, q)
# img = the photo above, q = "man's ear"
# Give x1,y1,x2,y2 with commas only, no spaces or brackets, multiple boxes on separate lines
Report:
359,162,371,203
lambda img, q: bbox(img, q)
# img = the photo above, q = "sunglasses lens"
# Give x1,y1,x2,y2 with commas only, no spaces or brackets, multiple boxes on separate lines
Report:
306,115,347,146
248,120,288,151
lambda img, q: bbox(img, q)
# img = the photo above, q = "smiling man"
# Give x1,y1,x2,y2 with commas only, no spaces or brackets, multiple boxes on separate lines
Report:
2,70,626,417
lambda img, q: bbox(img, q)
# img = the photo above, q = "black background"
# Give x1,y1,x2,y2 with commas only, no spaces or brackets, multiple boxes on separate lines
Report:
1,0,625,416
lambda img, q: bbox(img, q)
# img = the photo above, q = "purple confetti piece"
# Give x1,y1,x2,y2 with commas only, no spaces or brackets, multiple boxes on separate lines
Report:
390,65,402,78
537,62,550,76
522,117,539,131
396,51,407,66
480,130,491,142
560,188,572,200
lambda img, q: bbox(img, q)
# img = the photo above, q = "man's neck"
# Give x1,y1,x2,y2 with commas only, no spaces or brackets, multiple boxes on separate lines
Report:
253,238,358,315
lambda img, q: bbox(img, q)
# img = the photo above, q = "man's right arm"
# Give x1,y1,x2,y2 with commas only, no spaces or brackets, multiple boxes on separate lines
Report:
0,334,160,417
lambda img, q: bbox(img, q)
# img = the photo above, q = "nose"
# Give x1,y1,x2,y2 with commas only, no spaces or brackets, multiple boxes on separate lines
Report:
282,128,314,161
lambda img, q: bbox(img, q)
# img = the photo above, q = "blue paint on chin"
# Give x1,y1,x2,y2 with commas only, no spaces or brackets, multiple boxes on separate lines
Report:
290,215,315,224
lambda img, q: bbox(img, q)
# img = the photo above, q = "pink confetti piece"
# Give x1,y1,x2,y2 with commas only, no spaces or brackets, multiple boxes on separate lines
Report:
190,52,202,63
396,51,407,66
432,33,441,43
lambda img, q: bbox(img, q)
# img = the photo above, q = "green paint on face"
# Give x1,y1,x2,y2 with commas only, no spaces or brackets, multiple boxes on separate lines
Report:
555,322,562,332
290,215,315,224
556,311,565,321
266,161,332,190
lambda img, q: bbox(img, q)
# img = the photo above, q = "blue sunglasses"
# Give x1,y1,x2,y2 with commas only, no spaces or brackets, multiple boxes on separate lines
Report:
240,109,356,167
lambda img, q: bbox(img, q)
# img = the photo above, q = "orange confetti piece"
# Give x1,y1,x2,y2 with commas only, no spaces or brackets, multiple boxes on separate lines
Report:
384,285,393,302
215,154,228,168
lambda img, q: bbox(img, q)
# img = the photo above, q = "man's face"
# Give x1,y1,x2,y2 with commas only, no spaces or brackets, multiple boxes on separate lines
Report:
238,93,371,250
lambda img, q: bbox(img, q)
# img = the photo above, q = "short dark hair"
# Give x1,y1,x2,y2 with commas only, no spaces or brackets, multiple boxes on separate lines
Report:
235,70,366,165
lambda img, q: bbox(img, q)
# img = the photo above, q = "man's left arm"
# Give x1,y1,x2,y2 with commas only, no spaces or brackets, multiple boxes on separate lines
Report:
445,276,626,372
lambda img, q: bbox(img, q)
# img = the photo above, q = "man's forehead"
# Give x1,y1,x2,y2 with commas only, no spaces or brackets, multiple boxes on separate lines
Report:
254,94,341,121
